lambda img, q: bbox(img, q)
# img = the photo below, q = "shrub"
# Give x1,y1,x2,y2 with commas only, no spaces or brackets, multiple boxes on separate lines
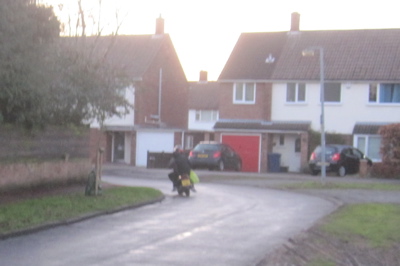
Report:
373,123,400,179
379,123,400,166
370,162,400,179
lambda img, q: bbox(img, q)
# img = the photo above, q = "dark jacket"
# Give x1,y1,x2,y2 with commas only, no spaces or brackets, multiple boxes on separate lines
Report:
169,151,191,175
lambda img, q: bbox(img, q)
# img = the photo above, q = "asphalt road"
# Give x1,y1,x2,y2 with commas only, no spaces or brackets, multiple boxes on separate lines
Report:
0,167,341,266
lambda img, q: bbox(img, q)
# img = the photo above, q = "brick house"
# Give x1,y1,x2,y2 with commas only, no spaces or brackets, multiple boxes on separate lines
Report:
185,71,219,150
216,12,400,173
90,17,188,166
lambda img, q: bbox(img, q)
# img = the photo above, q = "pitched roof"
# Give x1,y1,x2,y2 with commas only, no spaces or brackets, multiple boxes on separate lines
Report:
78,34,168,79
352,122,392,134
219,29,400,82
214,119,310,132
188,81,219,109
218,32,287,80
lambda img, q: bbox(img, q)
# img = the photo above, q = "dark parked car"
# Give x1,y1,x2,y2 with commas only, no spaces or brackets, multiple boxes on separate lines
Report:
309,144,372,176
188,142,242,171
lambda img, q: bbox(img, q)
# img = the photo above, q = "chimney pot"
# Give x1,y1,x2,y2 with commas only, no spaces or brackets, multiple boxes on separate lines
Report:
290,12,300,32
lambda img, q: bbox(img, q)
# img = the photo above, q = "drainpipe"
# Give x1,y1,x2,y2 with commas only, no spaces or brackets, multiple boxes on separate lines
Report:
158,68,162,123
181,131,185,150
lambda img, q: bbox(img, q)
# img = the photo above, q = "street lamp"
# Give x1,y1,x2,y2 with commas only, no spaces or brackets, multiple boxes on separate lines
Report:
302,47,326,183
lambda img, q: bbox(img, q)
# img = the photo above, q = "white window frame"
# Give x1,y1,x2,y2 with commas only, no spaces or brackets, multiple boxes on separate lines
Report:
354,134,382,162
233,82,256,104
195,110,219,122
286,83,306,103
369,83,400,104
185,135,194,150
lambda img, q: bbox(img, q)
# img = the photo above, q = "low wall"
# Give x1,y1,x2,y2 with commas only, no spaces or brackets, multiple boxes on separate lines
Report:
0,159,92,190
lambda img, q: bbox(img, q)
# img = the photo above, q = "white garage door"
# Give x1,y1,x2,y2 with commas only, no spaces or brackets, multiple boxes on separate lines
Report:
136,131,174,166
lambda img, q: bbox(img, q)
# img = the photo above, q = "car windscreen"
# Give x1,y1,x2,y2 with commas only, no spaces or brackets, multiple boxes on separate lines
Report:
314,146,337,155
193,144,220,152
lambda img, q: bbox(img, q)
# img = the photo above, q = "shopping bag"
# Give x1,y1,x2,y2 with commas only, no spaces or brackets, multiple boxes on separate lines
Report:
189,170,200,184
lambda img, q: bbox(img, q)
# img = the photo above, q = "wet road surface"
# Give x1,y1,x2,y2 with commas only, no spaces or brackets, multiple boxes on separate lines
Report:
0,167,336,266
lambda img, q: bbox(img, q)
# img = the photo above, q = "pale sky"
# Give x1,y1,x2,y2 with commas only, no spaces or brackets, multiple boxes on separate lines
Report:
43,0,400,81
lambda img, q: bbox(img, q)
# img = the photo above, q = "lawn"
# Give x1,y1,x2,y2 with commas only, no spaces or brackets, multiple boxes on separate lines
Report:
0,186,163,235
322,203,400,247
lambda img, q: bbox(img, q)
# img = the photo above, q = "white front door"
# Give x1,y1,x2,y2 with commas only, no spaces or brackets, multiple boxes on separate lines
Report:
112,132,132,164
272,134,301,172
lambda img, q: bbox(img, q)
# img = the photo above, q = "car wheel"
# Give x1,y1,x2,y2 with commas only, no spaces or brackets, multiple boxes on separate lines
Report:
235,161,242,172
217,160,224,171
337,166,346,177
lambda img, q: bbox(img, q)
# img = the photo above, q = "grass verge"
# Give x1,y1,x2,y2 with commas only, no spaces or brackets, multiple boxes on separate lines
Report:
278,181,400,190
265,203,400,265
321,203,400,247
0,186,163,235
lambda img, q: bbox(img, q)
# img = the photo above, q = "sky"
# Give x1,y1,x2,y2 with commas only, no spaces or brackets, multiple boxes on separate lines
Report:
43,0,400,81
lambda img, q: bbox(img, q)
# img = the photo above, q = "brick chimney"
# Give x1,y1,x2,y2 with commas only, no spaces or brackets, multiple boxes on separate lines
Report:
290,12,300,32
199,71,208,83
155,15,164,35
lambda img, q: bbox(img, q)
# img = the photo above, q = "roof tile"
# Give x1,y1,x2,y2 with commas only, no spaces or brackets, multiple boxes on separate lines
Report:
220,29,400,82
188,81,219,109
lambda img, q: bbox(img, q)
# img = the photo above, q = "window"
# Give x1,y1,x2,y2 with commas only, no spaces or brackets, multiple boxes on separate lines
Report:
234,83,255,103
113,132,125,162
279,134,285,145
355,135,381,161
185,135,194,150
286,83,306,102
195,110,218,122
342,148,352,156
369,83,400,103
352,148,364,159
295,138,301,152
324,83,341,102
369,84,377,102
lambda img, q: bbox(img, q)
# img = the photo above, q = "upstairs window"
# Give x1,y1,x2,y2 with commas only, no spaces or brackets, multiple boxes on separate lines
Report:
233,83,255,104
324,83,341,102
286,83,306,102
369,84,400,103
195,110,218,122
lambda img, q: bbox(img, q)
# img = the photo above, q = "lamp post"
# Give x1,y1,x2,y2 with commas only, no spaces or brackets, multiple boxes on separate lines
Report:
302,47,326,183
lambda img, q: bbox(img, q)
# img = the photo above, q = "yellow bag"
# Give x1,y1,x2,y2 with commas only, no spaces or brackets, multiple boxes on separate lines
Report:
189,170,200,184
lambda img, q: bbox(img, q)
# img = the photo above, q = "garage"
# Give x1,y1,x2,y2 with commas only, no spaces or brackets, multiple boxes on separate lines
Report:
136,130,174,166
222,134,260,172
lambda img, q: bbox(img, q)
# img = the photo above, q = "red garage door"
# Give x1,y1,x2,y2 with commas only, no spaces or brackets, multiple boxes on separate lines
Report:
222,135,260,172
